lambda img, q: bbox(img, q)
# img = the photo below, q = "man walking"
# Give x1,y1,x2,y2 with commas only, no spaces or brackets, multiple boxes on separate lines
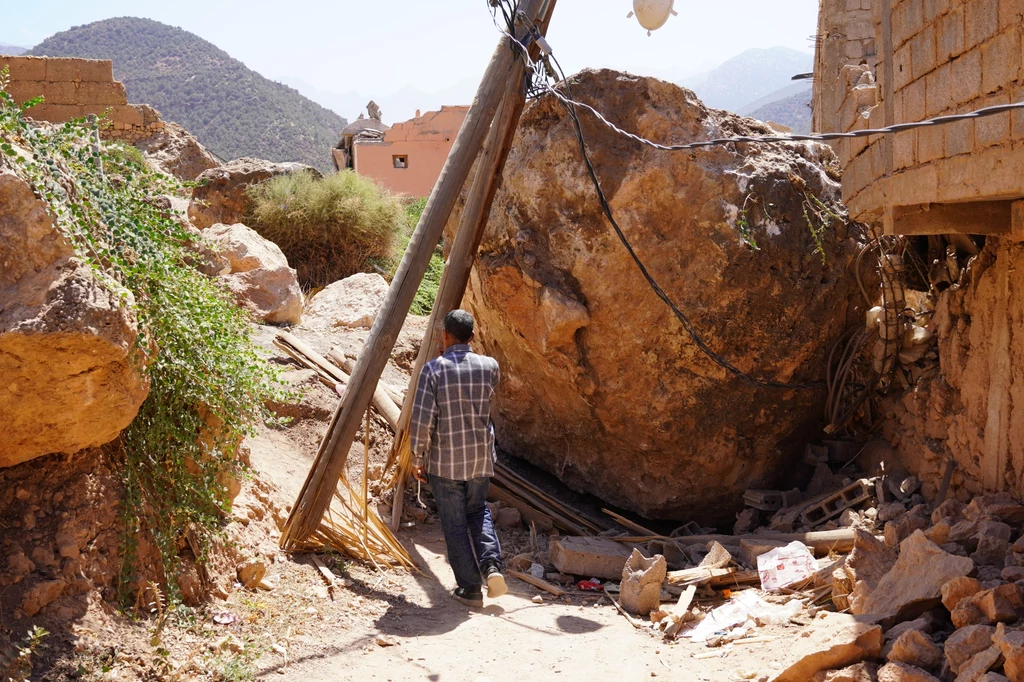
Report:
410,309,507,608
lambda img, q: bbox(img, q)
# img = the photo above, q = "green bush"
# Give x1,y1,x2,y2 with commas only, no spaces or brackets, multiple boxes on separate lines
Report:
0,72,277,601
396,197,444,316
247,170,405,289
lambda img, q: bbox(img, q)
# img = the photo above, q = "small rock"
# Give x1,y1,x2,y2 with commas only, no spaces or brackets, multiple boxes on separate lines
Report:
977,673,1010,682
1012,536,1024,554
888,629,943,671
931,499,965,526
20,579,66,616
508,553,534,572
495,507,522,529
877,662,941,682
375,635,397,647
973,537,1012,567
994,622,1024,681
946,625,997,675
1003,566,1024,582
900,476,921,496
532,595,544,604
6,552,35,580
879,503,909,524
943,576,984,611
840,510,861,528
29,546,55,568
887,614,937,641
885,513,930,549
925,521,951,546
954,645,1002,682
236,558,266,589
810,662,879,682
215,634,244,653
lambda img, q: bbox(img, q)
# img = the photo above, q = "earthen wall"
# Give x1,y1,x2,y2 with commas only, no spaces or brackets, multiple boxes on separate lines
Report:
0,55,167,143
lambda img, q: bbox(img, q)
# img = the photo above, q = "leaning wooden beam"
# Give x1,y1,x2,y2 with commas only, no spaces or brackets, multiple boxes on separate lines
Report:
281,0,551,547
330,352,402,429
386,0,560,530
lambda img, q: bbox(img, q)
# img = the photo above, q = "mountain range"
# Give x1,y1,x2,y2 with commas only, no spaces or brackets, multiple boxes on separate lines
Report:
28,18,346,171
0,43,29,55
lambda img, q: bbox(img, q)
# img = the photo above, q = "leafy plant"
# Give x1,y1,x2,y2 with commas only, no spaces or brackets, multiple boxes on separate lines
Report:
247,170,405,289
395,197,444,315
0,70,277,602
0,626,48,682
803,192,842,265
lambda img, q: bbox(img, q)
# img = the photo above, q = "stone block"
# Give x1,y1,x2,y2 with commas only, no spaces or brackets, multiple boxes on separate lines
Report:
894,44,915,92
5,80,46,105
21,104,85,123
971,535,1011,566
955,645,1003,682
938,7,967,60
45,58,113,83
740,538,789,567
549,536,635,580
918,126,946,163
981,30,1021,95
951,48,983,106
965,0,1000,50
899,1,926,45
974,93,1012,148
889,628,944,670
1,56,46,81
110,105,144,127
73,81,128,106
944,117,976,157
944,576,984,610
993,622,1024,681
911,28,939,81
926,63,952,117
999,0,1024,29
619,549,665,616
903,78,927,123
947,625,997,675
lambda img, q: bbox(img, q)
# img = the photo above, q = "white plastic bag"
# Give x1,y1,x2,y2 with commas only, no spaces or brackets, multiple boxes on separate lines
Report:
756,541,817,591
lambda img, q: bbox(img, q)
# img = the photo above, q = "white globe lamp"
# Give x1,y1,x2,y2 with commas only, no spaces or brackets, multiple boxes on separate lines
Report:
628,0,678,35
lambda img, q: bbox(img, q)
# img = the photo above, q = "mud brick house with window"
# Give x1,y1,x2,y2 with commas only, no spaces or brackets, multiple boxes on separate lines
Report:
342,105,469,198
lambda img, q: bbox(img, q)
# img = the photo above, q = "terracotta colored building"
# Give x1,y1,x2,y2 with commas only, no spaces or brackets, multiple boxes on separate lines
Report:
339,106,469,197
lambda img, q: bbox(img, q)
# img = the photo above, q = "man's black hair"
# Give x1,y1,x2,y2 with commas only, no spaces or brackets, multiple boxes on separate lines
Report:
444,309,475,343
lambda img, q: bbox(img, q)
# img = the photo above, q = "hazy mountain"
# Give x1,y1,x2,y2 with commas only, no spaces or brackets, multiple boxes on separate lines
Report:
680,46,813,114
0,43,29,55
749,90,813,134
738,82,811,116
29,18,346,171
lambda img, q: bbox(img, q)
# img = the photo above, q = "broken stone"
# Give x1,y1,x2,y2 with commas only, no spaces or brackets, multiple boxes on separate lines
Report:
888,629,943,671
6,552,35,581
885,512,930,549
973,537,1013,567
550,536,635,581
963,494,1024,526
840,510,862,528
946,625,997,675
972,585,1021,625
925,521,952,546
977,674,1010,682
879,503,908,523
699,541,733,569
495,507,522,529
740,538,788,568
20,579,66,616
1003,567,1024,583
954,645,1002,682
848,528,897,588
236,558,266,589
857,531,974,621
943,576,984,611
619,550,666,616
305,273,389,329
734,508,760,535
932,500,965,526
877,662,941,682
887,614,938,641
993,622,1024,682
188,157,321,229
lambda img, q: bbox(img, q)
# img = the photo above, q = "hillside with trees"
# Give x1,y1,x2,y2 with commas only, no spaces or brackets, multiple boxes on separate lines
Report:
30,17,346,171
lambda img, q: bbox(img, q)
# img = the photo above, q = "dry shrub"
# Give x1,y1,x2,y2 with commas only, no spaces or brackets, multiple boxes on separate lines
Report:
247,170,405,288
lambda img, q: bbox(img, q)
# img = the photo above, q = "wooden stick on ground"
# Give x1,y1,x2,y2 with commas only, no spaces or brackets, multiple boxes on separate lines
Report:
279,0,551,548
507,570,566,597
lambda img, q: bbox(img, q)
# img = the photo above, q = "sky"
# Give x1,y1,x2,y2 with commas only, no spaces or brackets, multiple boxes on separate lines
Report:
2,0,820,121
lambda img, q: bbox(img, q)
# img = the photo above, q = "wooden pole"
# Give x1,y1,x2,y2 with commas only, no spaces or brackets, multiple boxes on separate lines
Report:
388,0,559,531
281,0,549,546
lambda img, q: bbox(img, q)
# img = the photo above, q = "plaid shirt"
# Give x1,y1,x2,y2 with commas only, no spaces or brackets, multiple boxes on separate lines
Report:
409,344,499,481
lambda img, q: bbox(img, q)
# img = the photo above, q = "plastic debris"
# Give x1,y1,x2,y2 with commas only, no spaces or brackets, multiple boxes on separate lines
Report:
756,541,817,591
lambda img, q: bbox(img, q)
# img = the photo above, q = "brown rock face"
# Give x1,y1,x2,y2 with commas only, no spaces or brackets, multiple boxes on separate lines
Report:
188,158,322,229
0,170,149,467
135,120,218,181
455,70,865,522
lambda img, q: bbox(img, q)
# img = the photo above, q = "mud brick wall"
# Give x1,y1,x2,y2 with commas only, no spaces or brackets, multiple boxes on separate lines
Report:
814,0,1024,223
0,55,166,142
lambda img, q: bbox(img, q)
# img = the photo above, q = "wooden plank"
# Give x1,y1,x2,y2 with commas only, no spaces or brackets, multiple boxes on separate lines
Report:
496,465,605,533
666,567,736,587
507,569,566,597
488,484,555,533
602,509,657,536
280,0,551,547
610,529,862,556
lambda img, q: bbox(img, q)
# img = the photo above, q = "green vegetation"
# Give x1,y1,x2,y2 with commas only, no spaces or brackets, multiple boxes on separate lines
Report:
29,17,346,172
0,626,48,682
247,170,405,289
398,197,444,315
0,72,277,600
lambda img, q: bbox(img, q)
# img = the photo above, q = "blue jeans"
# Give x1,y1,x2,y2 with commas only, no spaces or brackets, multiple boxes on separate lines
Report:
428,474,503,590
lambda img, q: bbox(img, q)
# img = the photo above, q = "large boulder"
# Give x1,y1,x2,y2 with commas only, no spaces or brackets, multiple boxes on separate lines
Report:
188,158,321,229
206,223,303,325
0,170,149,467
453,69,866,522
304,273,389,329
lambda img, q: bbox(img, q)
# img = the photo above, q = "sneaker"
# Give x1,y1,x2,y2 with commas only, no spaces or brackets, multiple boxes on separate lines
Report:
484,566,508,599
453,587,483,608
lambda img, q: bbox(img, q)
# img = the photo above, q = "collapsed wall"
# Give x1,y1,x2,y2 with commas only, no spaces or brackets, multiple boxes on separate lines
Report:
814,0,1024,500
0,55,217,180
453,69,867,524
